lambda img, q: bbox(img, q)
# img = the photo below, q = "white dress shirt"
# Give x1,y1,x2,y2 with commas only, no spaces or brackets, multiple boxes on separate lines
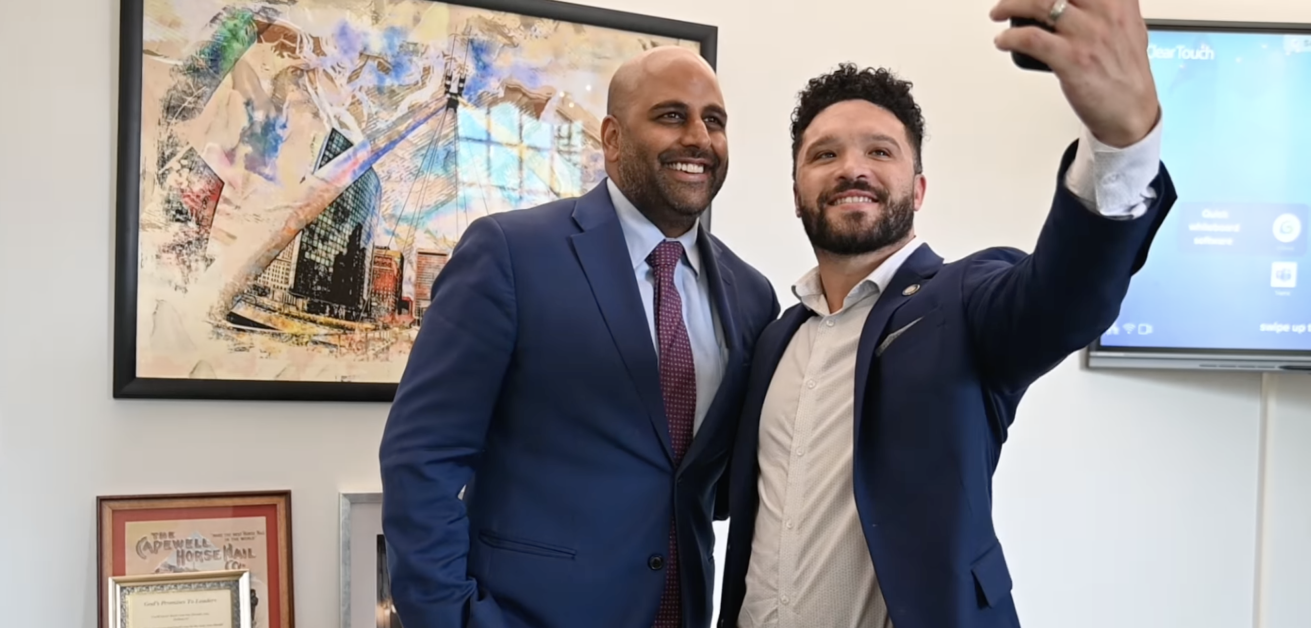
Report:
738,121,1165,628
607,178,727,435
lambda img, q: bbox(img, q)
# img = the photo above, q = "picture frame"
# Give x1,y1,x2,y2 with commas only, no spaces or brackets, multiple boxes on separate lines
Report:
339,492,397,628
97,491,295,628
112,0,719,402
107,569,254,628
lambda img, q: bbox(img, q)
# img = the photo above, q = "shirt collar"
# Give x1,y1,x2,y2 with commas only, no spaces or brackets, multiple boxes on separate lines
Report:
606,177,702,275
792,236,925,315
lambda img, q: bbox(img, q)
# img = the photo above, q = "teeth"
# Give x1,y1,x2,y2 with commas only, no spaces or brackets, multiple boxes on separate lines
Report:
668,162,705,174
833,196,876,205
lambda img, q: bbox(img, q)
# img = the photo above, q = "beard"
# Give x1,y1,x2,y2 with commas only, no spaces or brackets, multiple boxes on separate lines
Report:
615,138,726,220
799,179,916,256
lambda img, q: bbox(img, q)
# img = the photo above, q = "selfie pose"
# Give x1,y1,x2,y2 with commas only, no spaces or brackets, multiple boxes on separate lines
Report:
718,0,1176,627
379,46,778,628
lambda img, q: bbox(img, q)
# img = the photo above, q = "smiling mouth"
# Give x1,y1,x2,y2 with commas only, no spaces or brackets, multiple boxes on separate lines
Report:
829,193,879,206
665,161,708,175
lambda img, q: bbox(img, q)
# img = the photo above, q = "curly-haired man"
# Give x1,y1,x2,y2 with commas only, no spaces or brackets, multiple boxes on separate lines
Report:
717,1,1176,627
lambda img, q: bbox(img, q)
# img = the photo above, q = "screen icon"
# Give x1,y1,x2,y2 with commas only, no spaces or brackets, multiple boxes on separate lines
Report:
1271,261,1298,288
1273,213,1302,243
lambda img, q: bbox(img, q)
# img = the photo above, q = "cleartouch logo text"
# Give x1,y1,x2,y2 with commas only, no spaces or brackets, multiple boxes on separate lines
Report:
1148,42,1216,61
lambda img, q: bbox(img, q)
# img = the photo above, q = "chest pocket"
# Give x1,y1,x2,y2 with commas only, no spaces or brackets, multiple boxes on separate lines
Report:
875,303,944,362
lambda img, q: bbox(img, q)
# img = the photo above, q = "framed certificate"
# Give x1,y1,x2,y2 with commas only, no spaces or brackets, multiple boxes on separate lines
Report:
97,491,295,628
108,570,252,628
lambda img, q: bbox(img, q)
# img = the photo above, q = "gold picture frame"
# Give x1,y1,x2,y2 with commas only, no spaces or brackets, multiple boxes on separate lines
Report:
107,569,253,628
97,490,294,628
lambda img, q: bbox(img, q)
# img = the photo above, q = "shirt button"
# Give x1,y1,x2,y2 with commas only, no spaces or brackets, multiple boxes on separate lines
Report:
785,520,794,529
825,319,834,327
806,380,816,389
795,447,805,456
781,595,790,605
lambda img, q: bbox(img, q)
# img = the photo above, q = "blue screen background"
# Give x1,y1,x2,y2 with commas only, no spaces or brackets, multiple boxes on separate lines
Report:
1099,28,1311,352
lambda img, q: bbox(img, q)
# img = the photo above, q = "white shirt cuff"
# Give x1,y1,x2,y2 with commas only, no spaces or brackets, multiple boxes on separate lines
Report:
1063,115,1164,219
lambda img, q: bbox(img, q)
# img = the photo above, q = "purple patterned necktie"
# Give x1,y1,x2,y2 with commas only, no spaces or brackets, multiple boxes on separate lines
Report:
647,240,696,628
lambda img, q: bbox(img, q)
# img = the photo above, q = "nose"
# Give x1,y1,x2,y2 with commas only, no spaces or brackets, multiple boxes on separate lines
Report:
835,150,874,184
680,118,711,148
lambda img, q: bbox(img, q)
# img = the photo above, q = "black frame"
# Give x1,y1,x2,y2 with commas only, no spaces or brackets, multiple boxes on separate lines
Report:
112,0,718,401
1085,17,1311,367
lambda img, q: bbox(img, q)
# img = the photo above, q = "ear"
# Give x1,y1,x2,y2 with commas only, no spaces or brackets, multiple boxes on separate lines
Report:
601,115,621,163
793,181,802,217
912,173,927,211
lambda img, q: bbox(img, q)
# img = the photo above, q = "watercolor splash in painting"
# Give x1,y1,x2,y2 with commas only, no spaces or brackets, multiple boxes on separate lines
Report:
131,0,699,384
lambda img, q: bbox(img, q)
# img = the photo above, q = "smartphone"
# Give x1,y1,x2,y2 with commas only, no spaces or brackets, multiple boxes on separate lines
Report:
1010,17,1054,72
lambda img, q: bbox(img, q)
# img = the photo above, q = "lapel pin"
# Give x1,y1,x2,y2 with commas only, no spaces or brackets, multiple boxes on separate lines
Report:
902,284,920,296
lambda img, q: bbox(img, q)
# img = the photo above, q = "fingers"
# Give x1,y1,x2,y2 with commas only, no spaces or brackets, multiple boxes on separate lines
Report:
994,22,1075,74
989,0,1060,23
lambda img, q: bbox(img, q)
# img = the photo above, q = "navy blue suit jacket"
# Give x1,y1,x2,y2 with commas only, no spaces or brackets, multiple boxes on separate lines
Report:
379,183,779,628
718,142,1176,628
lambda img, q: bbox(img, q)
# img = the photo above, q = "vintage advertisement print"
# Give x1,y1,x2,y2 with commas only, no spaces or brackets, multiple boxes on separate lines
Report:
98,492,294,628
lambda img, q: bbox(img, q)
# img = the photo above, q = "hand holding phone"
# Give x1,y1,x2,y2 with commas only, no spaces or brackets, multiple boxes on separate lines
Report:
1009,17,1055,72
991,0,1161,148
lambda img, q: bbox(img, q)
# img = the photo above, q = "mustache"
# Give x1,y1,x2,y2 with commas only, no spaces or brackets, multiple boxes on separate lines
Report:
659,148,720,169
818,180,890,206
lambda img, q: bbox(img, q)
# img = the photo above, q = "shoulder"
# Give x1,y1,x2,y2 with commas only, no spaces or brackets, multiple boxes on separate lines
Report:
704,232,780,325
478,197,580,237
451,197,581,260
943,245,1031,276
705,232,774,299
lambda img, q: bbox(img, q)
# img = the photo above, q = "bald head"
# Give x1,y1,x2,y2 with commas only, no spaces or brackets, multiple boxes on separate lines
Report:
599,45,730,237
607,46,717,117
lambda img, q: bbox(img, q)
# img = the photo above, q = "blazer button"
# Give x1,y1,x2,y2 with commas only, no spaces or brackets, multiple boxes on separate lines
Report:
648,555,664,570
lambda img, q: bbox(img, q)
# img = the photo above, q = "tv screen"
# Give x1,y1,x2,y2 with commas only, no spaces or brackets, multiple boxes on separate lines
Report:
1086,19,1311,372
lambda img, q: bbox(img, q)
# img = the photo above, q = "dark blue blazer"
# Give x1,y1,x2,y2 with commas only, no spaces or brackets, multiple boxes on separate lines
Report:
379,182,779,628
718,142,1176,628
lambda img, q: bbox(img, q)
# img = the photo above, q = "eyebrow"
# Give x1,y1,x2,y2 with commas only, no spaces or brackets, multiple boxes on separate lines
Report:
650,100,728,120
807,132,902,151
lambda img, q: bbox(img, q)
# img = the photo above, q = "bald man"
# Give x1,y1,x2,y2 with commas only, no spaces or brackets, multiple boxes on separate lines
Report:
379,45,779,628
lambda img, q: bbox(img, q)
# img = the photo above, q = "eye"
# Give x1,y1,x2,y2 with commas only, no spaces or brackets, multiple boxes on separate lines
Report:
870,148,891,158
703,115,725,128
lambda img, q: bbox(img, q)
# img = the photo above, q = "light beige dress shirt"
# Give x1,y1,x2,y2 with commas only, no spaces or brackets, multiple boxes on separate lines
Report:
736,120,1165,628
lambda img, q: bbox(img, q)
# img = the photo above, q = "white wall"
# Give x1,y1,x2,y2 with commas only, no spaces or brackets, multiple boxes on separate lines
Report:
1,0,1309,627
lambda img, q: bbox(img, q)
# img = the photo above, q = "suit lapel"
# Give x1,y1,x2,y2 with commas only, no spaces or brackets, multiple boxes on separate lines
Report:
568,185,672,463
730,305,812,512
853,244,944,440
678,232,741,472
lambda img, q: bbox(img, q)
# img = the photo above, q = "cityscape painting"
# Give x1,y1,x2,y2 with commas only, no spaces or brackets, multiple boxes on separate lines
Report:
112,0,717,400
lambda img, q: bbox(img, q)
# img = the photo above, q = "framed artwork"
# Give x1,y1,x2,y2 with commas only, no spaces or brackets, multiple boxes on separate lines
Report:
97,491,295,628
340,492,400,628
111,0,719,401
107,570,254,628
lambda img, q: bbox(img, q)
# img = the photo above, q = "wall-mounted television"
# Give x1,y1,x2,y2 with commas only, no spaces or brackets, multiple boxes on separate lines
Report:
1086,19,1311,372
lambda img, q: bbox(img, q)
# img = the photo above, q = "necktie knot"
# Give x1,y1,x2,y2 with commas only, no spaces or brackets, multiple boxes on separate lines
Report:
647,240,684,271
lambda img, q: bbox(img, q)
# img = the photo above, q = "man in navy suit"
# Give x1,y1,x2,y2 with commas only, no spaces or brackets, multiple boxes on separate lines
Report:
718,1,1175,627
379,45,779,628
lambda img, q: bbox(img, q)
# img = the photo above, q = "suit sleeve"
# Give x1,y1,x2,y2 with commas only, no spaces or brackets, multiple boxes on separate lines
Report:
379,215,516,628
963,136,1176,396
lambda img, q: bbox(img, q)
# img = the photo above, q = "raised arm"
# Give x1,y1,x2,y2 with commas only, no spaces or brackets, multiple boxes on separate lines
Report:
969,0,1178,393
379,215,516,628
963,126,1173,394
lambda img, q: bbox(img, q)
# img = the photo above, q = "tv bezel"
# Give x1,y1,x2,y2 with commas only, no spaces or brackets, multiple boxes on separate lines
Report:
1085,18,1311,373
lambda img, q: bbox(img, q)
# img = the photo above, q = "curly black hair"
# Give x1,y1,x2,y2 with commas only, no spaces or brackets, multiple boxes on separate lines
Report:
790,63,926,175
